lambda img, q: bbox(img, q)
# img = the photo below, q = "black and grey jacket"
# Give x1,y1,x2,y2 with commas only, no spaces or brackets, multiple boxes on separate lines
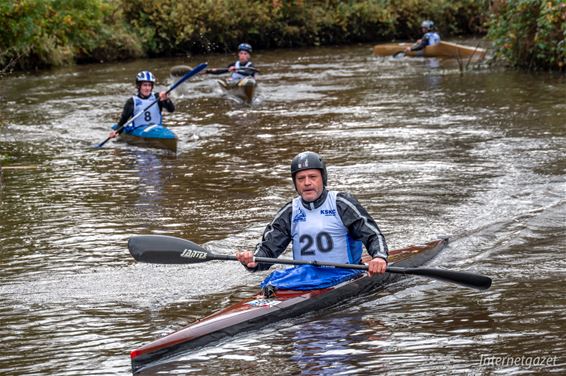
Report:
250,189,388,271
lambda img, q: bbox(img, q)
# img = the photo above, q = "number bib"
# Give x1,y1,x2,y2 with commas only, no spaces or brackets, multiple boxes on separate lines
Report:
425,32,441,46
231,61,252,80
291,191,362,264
132,94,162,128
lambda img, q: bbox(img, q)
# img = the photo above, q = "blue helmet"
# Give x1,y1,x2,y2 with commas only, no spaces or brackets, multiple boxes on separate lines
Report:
135,71,156,85
421,20,435,30
238,43,252,53
291,151,327,187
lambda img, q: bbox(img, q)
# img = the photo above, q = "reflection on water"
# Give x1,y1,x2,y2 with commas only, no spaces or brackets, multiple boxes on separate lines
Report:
290,316,388,375
1,44,565,375
132,150,166,223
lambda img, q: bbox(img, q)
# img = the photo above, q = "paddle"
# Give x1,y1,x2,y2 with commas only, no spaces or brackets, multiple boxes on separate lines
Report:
95,62,208,148
128,235,492,290
392,51,406,58
205,67,259,75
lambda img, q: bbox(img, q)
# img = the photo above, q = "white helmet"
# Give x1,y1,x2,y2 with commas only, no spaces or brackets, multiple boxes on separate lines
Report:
421,20,435,30
135,71,156,85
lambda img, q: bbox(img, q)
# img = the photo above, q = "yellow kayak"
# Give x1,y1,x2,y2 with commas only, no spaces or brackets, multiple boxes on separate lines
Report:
373,41,486,60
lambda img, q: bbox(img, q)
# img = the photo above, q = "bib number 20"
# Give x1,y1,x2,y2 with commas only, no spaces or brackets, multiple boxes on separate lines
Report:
300,232,334,255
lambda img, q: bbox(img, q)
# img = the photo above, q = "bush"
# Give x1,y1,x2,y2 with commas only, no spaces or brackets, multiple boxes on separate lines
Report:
0,0,143,73
120,0,488,56
488,0,566,70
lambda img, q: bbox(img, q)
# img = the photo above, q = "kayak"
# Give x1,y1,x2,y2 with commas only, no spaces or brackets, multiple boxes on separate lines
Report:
114,124,177,153
130,237,448,373
217,76,257,103
373,41,486,60
169,65,192,78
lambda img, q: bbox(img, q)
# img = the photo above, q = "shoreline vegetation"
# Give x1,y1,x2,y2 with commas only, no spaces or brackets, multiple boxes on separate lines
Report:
1,0,564,75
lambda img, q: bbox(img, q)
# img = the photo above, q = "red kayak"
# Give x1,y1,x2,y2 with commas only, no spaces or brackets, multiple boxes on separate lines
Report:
130,237,449,373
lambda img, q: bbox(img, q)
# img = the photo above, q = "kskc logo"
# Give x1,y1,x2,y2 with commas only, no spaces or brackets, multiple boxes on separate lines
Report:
320,209,336,216
181,248,207,259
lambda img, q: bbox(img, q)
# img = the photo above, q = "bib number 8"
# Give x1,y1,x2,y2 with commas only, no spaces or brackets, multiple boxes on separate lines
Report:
144,111,152,122
300,232,333,255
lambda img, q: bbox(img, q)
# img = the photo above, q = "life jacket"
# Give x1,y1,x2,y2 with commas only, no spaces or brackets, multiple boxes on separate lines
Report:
231,61,253,80
260,191,364,290
291,191,363,264
424,32,441,46
131,94,162,128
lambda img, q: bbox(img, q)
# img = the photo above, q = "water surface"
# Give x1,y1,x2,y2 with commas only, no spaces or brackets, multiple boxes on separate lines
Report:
1,44,565,375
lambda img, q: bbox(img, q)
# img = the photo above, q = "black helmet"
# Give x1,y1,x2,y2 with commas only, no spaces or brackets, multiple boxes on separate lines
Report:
238,43,252,53
291,151,327,187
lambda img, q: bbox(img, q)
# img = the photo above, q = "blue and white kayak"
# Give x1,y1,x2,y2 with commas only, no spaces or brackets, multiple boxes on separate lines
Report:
113,124,177,153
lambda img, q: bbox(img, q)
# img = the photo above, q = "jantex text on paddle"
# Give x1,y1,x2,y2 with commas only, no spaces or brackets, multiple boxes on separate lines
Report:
181,249,208,259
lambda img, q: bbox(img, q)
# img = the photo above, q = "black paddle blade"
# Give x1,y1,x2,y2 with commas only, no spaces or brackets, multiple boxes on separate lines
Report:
128,235,212,264
404,267,492,290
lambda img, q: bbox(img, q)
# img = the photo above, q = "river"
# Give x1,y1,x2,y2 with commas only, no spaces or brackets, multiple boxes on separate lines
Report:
1,43,565,375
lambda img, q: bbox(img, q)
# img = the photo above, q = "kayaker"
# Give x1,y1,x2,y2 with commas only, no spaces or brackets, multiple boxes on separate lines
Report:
405,20,441,53
108,71,175,139
206,43,256,80
236,151,388,293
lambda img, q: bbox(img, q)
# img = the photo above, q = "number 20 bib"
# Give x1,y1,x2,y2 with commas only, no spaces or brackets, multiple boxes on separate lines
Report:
291,191,362,264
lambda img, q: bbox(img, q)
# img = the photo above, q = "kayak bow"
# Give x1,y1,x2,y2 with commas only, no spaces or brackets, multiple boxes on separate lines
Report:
117,124,177,153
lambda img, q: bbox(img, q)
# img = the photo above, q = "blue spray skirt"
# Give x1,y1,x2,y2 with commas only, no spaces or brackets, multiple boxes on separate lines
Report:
113,124,178,153
260,264,364,290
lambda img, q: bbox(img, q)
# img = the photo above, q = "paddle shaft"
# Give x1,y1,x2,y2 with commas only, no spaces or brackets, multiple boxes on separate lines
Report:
206,67,259,75
199,253,492,291
96,62,208,148
208,253,490,290
128,235,492,290
210,253,368,269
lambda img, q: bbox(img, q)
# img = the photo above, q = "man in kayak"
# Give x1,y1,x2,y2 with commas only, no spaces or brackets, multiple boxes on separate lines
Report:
236,151,388,292
405,20,441,53
108,71,175,139
206,43,256,80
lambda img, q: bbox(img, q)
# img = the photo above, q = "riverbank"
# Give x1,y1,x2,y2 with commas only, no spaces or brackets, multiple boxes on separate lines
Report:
488,0,565,71
2,0,486,73
1,0,564,74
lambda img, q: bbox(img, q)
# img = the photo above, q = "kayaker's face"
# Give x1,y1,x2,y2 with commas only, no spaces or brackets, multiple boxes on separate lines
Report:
295,169,323,202
139,82,153,97
238,51,250,63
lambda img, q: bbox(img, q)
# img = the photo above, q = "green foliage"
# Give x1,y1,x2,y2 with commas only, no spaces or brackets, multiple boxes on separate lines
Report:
488,0,566,70
5,0,563,72
0,0,143,73
119,0,488,56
